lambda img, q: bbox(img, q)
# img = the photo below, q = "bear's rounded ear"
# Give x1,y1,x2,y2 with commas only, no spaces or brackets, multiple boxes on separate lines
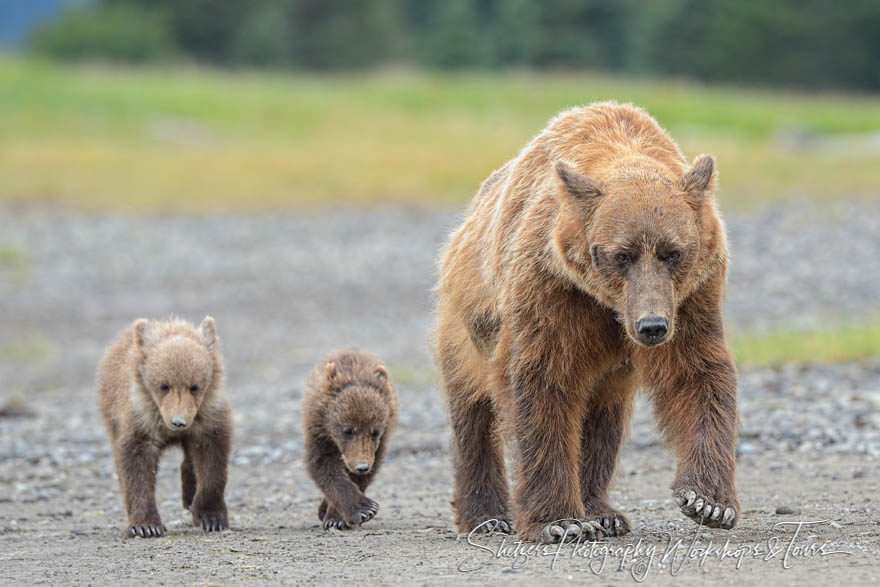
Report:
134,319,157,349
679,154,716,210
555,161,603,202
199,316,217,350
325,362,338,388
375,365,389,384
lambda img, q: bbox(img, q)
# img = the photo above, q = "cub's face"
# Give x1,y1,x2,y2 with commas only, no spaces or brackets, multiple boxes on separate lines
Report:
554,156,715,347
326,388,389,475
135,317,218,431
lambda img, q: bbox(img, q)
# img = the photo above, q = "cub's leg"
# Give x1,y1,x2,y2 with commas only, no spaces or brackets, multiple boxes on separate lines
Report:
437,319,512,535
318,436,387,527
579,366,637,537
116,435,165,538
308,436,378,530
184,430,231,532
180,449,197,510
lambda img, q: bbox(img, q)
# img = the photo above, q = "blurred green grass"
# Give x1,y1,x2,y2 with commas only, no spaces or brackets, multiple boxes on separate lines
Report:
2,57,880,210
732,320,880,367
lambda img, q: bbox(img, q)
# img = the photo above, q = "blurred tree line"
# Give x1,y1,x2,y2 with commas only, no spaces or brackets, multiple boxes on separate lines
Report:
27,0,880,91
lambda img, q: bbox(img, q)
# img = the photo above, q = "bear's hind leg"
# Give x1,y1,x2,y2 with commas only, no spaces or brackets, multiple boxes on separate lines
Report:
180,448,196,510
579,370,636,537
447,395,512,534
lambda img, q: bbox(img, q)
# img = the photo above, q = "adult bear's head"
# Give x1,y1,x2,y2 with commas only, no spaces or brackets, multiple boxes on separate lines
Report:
552,155,717,347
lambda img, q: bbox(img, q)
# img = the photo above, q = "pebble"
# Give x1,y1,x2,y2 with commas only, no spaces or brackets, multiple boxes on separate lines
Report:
775,506,801,515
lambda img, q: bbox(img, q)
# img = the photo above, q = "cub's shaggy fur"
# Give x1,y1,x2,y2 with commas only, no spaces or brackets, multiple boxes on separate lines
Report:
303,349,398,530
434,102,739,542
97,316,232,538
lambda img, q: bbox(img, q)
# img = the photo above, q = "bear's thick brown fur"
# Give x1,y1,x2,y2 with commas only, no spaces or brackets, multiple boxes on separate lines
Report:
434,102,739,543
303,349,398,530
97,316,232,538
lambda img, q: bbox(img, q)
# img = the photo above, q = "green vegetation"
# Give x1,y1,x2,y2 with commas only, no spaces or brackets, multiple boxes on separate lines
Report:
731,321,880,367
27,0,880,91
2,57,880,210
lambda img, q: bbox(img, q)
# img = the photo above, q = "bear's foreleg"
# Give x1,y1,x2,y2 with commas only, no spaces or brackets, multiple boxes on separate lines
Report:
579,370,637,537
185,430,231,532
644,321,739,530
116,435,165,538
307,435,378,529
447,395,512,535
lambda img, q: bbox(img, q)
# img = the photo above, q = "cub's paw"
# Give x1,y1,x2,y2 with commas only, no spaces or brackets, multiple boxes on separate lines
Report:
343,497,379,527
191,507,229,532
585,509,631,537
125,522,166,539
321,507,349,531
469,518,514,535
674,488,738,530
533,519,604,544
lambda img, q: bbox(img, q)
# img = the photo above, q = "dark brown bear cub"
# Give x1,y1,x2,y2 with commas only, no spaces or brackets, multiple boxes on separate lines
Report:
97,316,232,538
303,349,398,530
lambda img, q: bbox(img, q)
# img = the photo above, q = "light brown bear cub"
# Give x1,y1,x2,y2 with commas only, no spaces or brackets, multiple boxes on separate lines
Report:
98,316,232,538
303,349,398,530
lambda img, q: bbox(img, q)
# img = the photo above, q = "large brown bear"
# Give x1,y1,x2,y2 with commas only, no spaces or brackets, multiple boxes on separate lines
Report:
433,102,739,543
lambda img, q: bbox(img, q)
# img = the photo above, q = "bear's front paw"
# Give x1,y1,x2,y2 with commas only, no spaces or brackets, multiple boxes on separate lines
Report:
342,497,379,527
584,508,631,537
674,488,738,529
322,505,348,530
469,518,514,535
125,521,166,539
516,518,604,543
191,505,229,532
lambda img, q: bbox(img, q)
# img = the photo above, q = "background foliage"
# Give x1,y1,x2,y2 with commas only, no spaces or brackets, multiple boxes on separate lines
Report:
25,0,880,91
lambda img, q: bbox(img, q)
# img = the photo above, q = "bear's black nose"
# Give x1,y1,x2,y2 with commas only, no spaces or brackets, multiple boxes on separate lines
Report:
354,462,371,473
636,316,669,343
171,417,188,429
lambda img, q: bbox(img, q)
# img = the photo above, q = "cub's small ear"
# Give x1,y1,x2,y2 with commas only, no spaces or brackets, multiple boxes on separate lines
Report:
134,319,158,349
199,316,217,350
325,362,338,386
679,154,716,210
555,161,603,201
375,365,389,383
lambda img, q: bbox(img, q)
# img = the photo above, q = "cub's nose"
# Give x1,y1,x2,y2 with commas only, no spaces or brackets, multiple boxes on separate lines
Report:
636,316,669,344
170,416,188,429
354,462,371,473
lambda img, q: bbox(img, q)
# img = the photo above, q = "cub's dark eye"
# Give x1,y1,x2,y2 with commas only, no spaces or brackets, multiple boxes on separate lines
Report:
371,429,380,438
189,384,200,393
159,383,170,392
614,253,631,267
662,251,681,264
343,427,354,436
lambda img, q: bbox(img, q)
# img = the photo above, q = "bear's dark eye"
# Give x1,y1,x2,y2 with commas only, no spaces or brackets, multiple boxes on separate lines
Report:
343,427,354,436
189,384,200,393
662,251,681,264
614,252,631,268
371,429,380,438
159,382,170,392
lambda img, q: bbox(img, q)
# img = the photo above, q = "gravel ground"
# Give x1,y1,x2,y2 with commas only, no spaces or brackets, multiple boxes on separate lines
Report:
1,199,879,585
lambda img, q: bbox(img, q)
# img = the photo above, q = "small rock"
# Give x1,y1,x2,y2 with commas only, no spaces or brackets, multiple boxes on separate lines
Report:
775,506,800,515
829,521,842,529
501,566,519,574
